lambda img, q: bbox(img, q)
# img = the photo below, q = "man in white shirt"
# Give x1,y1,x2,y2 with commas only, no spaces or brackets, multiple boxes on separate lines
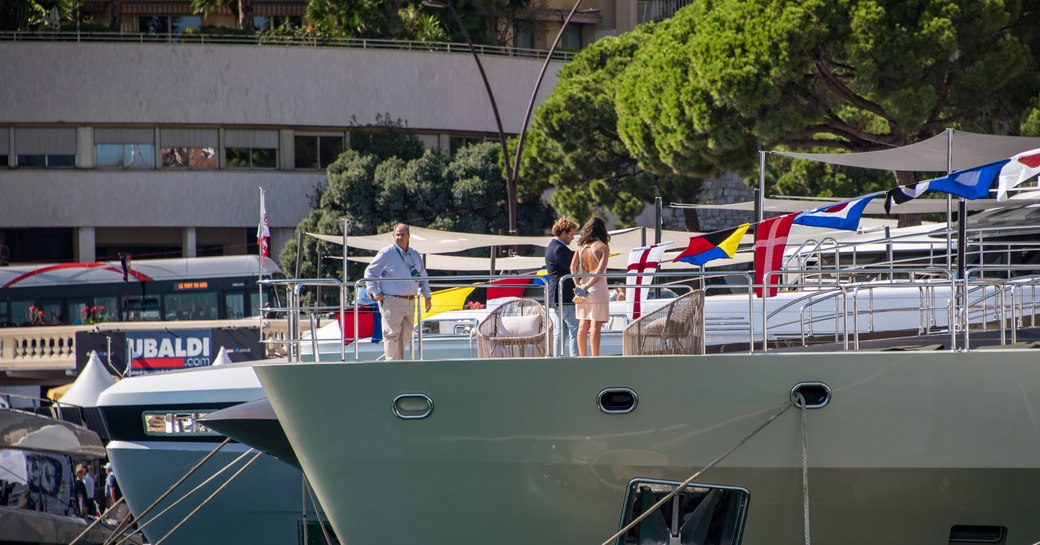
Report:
364,224,432,360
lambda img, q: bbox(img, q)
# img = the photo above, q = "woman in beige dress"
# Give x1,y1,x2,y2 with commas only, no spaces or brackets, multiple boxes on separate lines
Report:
570,217,611,356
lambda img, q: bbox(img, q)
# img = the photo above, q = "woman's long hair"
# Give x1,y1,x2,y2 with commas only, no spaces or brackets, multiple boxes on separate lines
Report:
577,217,610,247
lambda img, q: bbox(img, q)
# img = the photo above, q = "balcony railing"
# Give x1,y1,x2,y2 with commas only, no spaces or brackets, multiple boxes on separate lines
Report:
0,31,577,62
0,318,302,372
637,0,694,23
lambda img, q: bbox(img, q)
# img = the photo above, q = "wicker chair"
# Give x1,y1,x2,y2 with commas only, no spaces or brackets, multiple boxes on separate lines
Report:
622,290,705,356
476,298,553,358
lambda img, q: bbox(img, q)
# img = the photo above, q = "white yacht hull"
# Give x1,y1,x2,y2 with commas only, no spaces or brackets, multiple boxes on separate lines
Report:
106,440,310,545
257,350,1040,545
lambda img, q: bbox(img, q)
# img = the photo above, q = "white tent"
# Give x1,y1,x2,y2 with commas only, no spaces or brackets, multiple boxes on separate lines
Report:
57,352,116,407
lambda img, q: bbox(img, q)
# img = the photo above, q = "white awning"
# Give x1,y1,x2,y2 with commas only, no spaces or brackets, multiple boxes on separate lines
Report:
672,196,1040,215
771,130,1040,172
307,226,694,255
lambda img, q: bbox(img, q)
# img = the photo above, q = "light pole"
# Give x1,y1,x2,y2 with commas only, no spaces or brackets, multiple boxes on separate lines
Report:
424,0,583,234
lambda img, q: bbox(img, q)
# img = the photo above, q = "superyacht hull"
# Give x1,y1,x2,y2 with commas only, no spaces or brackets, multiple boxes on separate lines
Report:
257,350,1040,545
105,440,307,545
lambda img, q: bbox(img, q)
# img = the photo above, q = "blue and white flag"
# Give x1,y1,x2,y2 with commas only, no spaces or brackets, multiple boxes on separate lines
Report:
793,194,878,231
928,160,1009,200
885,181,931,214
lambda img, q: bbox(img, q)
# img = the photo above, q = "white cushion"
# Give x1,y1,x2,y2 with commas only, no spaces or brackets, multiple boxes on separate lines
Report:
497,315,541,337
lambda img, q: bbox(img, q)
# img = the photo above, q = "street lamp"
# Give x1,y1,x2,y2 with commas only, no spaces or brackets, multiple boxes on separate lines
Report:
425,0,584,234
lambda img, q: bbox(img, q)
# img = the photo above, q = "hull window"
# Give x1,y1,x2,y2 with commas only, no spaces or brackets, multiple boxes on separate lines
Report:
616,479,749,545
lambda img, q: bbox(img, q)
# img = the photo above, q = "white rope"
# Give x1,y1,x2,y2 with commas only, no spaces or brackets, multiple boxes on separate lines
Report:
304,476,337,545
599,398,799,545
153,450,263,545
111,444,252,545
798,393,812,545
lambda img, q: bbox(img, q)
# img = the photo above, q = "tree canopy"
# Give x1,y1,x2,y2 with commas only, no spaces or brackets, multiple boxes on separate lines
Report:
519,25,702,226
523,0,1040,219
280,137,553,282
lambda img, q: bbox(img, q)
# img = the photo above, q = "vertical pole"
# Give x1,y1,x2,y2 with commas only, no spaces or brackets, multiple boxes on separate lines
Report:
641,226,646,247
654,196,662,244
342,218,350,362
258,187,264,333
757,150,766,228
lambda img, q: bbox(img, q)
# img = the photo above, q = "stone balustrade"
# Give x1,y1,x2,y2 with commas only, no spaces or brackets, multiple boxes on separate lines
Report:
0,319,303,373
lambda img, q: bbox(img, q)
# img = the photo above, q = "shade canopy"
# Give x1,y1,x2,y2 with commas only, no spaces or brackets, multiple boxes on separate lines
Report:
673,196,1040,215
772,130,1040,172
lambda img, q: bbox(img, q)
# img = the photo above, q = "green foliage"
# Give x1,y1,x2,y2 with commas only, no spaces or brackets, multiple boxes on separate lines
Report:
349,113,425,163
608,0,1039,199
520,27,702,226
0,0,47,30
280,139,554,284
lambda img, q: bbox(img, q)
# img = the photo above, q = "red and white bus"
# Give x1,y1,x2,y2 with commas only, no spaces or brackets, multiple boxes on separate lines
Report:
0,256,280,327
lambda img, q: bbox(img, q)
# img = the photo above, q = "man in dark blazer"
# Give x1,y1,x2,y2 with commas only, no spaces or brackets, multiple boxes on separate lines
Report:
545,218,579,356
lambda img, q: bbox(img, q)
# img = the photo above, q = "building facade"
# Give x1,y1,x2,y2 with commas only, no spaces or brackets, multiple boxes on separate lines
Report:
0,39,566,264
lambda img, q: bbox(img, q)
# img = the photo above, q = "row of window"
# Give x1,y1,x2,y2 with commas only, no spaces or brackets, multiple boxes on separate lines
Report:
137,15,303,36
0,130,344,171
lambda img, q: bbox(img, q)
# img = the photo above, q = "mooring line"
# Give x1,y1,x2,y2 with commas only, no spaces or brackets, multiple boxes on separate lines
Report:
599,396,802,545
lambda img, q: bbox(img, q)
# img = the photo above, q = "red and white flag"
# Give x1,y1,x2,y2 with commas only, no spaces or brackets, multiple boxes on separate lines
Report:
257,189,270,258
996,148,1040,201
625,241,673,320
754,213,797,297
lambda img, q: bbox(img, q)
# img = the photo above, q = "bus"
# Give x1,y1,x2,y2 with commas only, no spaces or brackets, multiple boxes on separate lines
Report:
0,256,281,327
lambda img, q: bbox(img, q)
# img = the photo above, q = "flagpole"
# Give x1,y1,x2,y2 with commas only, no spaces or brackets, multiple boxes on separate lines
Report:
258,187,264,337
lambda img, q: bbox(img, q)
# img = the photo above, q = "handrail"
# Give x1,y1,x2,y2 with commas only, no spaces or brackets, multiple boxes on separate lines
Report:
0,31,577,61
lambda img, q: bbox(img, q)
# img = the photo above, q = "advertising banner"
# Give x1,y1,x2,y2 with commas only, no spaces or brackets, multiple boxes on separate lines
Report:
125,329,213,375
76,328,262,376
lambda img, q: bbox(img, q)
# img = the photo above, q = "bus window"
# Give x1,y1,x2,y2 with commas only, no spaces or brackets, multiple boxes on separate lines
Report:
12,301,33,326
94,297,118,322
40,301,62,324
225,293,246,320
0,303,8,326
128,297,160,321
249,290,270,318
68,300,88,324
164,292,218,321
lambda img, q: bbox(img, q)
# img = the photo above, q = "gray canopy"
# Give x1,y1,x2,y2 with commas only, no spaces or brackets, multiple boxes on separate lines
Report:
772,130,1040,172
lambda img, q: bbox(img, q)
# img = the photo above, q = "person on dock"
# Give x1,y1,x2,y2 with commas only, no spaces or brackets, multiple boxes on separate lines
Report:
364,223,432,360
570,217,611,357
545,218,579,357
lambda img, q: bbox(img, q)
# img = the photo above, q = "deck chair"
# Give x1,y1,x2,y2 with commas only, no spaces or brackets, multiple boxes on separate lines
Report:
476,298,552,358
622,290,704,356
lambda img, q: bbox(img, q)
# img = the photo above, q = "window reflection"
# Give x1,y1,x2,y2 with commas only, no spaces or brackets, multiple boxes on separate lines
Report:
144,412,214,435
96,144,155,169
162,147,217,169
138,15,201,35
0,449,75,514
17,154,74,167
164,292,218,320
226,147,277,169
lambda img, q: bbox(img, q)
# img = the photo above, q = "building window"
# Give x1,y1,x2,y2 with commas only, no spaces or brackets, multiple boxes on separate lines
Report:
514,22,535,50
14,128,76,168
560,24,584,50
95,128,155,169
0,128,9,168
160,128,219,169
254,16,302,30
225,129,279,170
295,134,344,169
450,136,484,155
96,144,155,169
138,15,202,35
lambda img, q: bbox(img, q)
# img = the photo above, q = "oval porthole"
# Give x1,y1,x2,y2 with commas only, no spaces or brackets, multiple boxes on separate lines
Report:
393,394,433,419
598,388,638,414
790,382,831,409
